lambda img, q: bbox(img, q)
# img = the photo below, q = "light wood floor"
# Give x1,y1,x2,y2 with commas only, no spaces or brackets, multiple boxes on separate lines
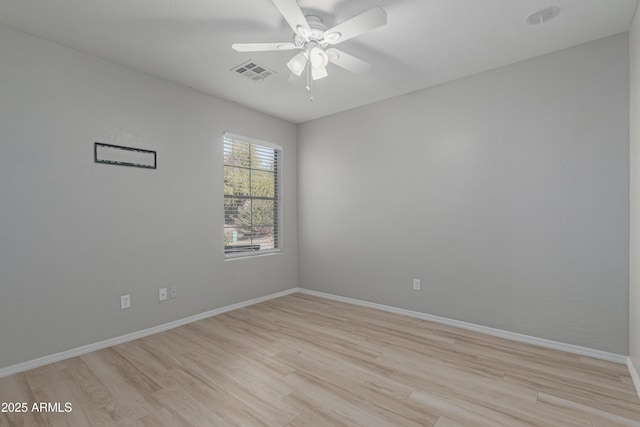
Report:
1,293,640,426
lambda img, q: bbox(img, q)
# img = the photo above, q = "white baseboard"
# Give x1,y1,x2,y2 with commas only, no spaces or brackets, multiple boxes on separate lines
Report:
0,288,298,379
628,358,640,400
296,288,628,364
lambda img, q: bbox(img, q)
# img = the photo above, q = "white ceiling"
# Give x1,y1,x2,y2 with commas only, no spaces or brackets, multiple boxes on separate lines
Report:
0,0,637,123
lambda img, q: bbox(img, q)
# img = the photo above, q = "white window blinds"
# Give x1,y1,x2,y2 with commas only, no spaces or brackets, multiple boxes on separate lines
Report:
223,133,281,257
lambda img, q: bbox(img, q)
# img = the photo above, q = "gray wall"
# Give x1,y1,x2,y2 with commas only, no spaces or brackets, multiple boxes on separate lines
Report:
0,25,298,369
298,34,630,354
630,5,640,370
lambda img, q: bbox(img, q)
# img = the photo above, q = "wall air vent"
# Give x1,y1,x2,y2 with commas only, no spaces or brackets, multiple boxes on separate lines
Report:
230,60,275,83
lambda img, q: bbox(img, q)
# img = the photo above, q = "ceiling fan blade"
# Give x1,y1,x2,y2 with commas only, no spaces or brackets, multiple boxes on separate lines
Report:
326,48,371,74
271,0,311,36
323,7,387,45
232,42,297,52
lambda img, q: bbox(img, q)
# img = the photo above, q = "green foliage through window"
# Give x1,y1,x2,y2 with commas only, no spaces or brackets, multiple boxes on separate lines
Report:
224,135,280,255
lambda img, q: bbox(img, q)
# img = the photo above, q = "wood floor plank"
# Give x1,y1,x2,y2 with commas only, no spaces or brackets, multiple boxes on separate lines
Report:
536,392,640,427
274,342,439,426
0,292,639,426
409,388,533,427
283,371,429,427
29,377,92,427
0,373,42,427
79,350,160,424
434,416,468,427
175,351,300,426
58,359,125,426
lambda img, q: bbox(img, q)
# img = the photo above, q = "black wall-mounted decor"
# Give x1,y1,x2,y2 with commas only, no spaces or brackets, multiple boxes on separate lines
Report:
94,142,156,169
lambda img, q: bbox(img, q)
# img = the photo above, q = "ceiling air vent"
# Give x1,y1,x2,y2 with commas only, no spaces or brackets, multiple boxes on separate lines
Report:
231,60,275,83
525,6,561,25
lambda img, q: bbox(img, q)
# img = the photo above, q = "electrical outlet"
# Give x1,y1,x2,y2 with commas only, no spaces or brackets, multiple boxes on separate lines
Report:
413,279,421,291
121,294,131,310
159,288,168,301
169,286,177,299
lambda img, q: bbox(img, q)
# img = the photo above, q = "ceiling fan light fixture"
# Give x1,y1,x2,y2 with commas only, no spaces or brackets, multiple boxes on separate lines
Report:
312,66,328,80
309,47,328,69
287,51,308,76
324,32,341,43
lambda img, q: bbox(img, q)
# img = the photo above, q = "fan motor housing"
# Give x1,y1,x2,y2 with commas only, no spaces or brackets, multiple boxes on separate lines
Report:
306,15,328,41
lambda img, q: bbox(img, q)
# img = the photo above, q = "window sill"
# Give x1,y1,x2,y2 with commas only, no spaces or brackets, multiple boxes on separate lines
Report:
224,249,282,261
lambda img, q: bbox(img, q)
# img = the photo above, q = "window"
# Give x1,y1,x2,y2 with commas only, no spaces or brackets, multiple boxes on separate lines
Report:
224,133,281,257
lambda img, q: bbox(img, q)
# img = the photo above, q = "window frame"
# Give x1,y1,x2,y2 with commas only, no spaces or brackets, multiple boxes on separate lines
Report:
223,132,282,259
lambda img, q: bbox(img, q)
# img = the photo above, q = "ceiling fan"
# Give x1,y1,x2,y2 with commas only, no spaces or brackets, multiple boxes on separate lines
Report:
232,0,387,100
